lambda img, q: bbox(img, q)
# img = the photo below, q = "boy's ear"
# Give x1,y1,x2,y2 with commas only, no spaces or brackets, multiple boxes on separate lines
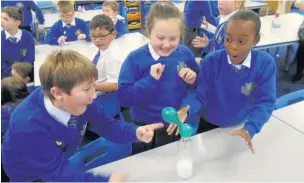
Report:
253,34,261,47
25,76,31,83
50,86,64,101
15,19,22,27
112,31,117,39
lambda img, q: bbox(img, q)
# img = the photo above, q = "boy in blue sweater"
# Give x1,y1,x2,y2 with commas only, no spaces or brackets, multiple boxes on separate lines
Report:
1,0,45,33
1,6,35,78
102,1,129,39
2,50,164,182
118,2,200,154
45,1,90,45
181,10,276,154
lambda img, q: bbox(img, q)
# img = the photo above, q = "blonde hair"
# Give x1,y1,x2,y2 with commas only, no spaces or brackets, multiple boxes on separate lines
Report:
103,1,119,12
39,49,97,100
56,0,74,13
146,2,184,39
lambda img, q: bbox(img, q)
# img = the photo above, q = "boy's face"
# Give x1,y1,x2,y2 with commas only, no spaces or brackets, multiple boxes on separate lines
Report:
218,0,241,15
53,80,97,116
1,12,20,31
103,5,118,19
91,27,116,50
149,18,181,57
59,11,75,24
225,19,259,64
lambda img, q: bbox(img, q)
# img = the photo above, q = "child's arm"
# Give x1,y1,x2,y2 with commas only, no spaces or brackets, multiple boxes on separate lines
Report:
28,1,45,25
243,58,277,138
95,82,118,92
181,53,216,116
118,54,161,107
15,131,111,182
24,33,35,64
45,24,62,45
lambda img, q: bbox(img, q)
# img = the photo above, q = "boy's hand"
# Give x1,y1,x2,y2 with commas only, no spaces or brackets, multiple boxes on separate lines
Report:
150,63,165,80
38,24,45,32
109,173,128,182
229,128,255,154
77,33,86,40
136,123,164,143
58,36,67,45
179,68,197,84
167,105,190,136
192,35,209,48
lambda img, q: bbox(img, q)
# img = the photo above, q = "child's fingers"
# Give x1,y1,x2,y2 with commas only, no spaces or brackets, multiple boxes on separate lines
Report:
175,127,180,136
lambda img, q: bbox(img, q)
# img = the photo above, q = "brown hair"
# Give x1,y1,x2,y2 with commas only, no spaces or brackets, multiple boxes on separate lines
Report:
39,49,97,100
12,63,33,81
56,0,74,13
2,6,23,23
103,1,119,12
146,2,184,39
1,77,28,105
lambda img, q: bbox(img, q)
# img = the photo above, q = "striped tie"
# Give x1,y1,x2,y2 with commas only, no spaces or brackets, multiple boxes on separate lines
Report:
8,37,17,44
68,115,77,129
93,50,101,65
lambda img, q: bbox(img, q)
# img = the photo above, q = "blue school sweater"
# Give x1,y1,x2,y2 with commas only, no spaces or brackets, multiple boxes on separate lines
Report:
45,18,90,45
209,0,219,18
1,103,17,135
2,87,138,182
186,50,276,138
1,1,45,27
184,1,217,28
115,19,129,38
1,30,35,78
118,44,200,124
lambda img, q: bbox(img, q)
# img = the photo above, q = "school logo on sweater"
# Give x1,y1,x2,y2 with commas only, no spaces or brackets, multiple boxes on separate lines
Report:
177,61,188,72
16,2,24,8
241,82,255,96
75,29,82,36
20,49,27,56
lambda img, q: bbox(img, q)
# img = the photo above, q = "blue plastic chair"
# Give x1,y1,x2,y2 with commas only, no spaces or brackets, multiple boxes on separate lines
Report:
69,137,131,170
275,89,304,110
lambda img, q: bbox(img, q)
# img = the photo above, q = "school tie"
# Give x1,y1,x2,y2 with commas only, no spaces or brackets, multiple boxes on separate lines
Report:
93,50,101,65
8,37,17,44
65,24,72,28
68,115,77,129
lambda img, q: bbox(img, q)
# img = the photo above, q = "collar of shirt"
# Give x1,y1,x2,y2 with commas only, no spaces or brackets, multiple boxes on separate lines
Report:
148,42,160,61
219,10,238,25
62,18,76,27
44,97,71,126
227,51,251,70
5,29,22,42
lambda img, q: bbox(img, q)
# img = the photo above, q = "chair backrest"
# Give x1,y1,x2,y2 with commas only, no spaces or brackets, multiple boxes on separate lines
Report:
69,137,131,170
275,89,304,110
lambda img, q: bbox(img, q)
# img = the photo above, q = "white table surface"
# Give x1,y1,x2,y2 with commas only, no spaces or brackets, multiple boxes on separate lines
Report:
43,9,124,28
174,1,269,13
256,13,304,49
34,32,148,86
272,101,304,133
90,116,304,181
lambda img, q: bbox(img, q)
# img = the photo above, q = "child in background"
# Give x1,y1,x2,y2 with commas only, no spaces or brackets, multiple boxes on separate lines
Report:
1,0,45,33
192,0,245,62
118,2,200,154
182,10,276,154
2,49,164,182
1,6,35,79
102,0,129,38
183,0,217,56
45,1,90,45
1,77,29,137
11,62,35,93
